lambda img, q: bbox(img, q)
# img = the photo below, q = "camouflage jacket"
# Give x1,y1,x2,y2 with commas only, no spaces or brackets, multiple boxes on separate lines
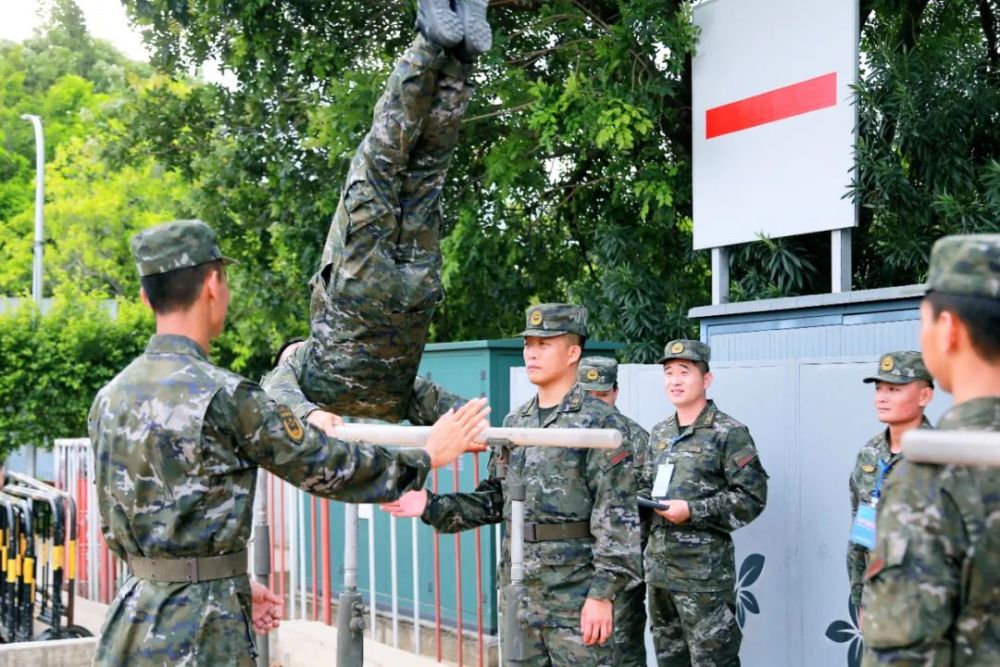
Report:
422,384,643,627
862,396,1000,667
639,400,768,593
88,335,431,665
261,342,464,426
847,417,931,608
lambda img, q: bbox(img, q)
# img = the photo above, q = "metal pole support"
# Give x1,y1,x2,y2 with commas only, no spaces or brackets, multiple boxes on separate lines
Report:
337,504,366,667
253,473,271,667
502,468,529,664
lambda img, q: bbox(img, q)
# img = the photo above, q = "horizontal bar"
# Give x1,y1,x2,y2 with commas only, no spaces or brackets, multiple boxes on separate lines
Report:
330,425,622,449
903,430,1000,467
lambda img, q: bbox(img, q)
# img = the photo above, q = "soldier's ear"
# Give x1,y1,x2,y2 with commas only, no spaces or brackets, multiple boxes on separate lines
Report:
703,371,714,391
918,385,934,407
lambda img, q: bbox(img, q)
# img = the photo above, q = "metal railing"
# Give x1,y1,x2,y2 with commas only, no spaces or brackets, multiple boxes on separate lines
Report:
50,438,499,665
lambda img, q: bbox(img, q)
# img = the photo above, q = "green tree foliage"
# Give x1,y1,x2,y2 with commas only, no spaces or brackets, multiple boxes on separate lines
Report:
0,0,189,297
115,0,704,365
0,294,152,461
731,0,1000,297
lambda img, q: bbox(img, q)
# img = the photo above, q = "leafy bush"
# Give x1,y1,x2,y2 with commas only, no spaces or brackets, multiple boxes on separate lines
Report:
0,293,152,462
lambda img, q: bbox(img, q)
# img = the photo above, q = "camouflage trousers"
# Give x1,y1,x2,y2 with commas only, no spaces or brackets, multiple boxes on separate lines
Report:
613,582,649,667
510,624,615,667
94,574,256,666
299,34,474,421
648,586,741,667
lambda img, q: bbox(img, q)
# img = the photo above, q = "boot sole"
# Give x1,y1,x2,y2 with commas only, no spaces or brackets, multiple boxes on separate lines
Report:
461,0,492,55
419,0,463,47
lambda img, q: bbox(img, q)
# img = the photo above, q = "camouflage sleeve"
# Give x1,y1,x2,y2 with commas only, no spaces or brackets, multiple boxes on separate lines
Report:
847,455,865,608
225,381,430,503
422,447,505,533
260,350,322,421
88,394,129,563
636,426,662,498
861,466,965,665
687,426,768,533
405,375,467,426
585,415,643,601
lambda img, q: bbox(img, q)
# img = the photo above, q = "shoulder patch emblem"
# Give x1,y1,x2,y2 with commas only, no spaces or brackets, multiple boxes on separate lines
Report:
736,453,756,468
864,557,885,581
530,309,543,326
609,449,629,466
670,342,684,354
862,464,876,473
277,404,305,443
586,368,599,381
880,356,895,372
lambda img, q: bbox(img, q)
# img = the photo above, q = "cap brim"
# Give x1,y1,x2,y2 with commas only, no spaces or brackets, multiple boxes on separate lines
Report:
518,329,568,338
658,354,702,365
221,256,239,266
863,374,923,384
581,381,614,392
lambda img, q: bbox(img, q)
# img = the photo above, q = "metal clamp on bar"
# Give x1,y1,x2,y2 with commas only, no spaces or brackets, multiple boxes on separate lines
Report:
330,425,622,449
903,430,1000,467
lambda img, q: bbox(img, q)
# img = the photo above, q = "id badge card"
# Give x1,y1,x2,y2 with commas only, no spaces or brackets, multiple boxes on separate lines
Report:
651,463,674,499
849,504,877,550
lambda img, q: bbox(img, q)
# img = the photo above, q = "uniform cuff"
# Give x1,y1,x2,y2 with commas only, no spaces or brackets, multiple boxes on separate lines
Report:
687,499,709,527
586,574,617,602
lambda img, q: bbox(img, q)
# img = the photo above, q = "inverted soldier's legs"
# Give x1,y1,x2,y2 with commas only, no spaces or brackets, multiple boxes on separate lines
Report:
395,60,475,310
672,590,741,667
299,35,472,420
648,585,690,667
613,583,649,667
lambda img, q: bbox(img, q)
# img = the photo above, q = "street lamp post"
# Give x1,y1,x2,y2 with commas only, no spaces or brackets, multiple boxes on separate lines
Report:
21,113,44,477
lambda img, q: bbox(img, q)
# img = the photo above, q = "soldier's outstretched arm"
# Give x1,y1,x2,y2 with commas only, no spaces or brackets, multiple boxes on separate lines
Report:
687,427,768,532
586,421,644,601
228,380,430,503
421,448,504,533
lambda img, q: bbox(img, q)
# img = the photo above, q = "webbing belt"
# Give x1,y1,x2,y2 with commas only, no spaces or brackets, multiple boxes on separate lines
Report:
129,550,248,584
507,521,591,543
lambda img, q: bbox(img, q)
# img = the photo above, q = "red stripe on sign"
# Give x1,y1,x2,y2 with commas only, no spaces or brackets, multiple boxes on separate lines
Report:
706,72,837,139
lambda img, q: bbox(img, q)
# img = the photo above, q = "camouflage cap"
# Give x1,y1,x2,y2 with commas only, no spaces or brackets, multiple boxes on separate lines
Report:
131,219,236,278
863,350,934,386
657,339,711,366
578,356,617,391
924,233,1000,299
518,303,588,338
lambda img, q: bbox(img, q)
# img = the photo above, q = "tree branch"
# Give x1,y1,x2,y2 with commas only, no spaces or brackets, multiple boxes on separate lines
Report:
978,0,1000,69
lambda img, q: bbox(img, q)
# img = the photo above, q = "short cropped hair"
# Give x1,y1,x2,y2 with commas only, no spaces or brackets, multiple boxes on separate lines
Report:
926,291,1000,362
140,260,223,315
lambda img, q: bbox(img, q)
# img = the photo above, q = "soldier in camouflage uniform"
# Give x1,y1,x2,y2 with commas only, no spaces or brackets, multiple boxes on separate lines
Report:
294,0,491,422
639,340,768,667
578,356,650,667
862,234,1000,666
382,304,643,666
846,351,933,620
263,338,465,430
88,219,489,666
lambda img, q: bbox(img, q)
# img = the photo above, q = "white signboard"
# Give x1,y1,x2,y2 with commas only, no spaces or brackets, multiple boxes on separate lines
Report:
692,0,859,250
